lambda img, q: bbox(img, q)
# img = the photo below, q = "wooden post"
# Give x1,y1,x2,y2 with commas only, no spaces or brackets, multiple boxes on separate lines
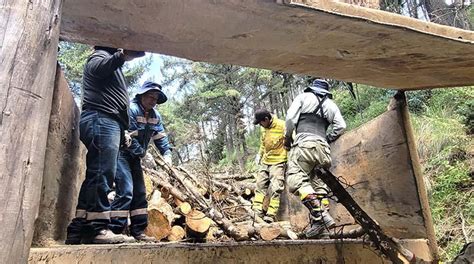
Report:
0,0,63,263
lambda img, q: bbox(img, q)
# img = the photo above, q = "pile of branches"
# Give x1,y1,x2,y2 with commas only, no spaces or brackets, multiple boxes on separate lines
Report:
141,146,298,242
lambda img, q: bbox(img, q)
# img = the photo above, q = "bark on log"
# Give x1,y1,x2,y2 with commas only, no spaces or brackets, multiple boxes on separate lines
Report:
185,210,212,242
329,226,366,239
167,226,185,242
237,221,298,241
144,168,188,202
145,191,176,241
0,0,62,262
318,168,427,263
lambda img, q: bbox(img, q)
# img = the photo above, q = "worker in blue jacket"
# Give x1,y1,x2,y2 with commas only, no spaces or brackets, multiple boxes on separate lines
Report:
109,81,172,242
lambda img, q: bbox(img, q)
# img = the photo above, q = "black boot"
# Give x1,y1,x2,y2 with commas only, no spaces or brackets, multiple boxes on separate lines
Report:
302,194,335,239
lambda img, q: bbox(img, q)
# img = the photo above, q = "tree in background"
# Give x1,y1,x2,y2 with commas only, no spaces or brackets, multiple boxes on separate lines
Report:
380,0,472,30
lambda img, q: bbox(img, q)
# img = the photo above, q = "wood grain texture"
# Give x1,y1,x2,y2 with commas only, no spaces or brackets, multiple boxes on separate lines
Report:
60,0,474,89
0,0,62,262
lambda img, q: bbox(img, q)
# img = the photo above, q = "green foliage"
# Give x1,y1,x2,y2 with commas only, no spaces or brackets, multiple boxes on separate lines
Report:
332,84,392,130
410,87,473,261
58,42,92,97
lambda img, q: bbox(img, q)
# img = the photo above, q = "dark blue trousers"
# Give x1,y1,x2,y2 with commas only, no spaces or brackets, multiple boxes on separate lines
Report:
67,110,122,236
109,151,148,236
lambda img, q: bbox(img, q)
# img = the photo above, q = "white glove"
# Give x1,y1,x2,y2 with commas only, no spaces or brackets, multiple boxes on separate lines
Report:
255,154,261,165
163,154,172,166
124,131,132,148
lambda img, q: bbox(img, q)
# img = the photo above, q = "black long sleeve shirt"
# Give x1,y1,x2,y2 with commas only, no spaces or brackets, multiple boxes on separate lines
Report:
81,50,129,129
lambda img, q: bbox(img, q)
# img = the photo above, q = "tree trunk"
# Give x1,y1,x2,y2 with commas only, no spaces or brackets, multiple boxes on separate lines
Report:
425,0,472,30
0,0,62,262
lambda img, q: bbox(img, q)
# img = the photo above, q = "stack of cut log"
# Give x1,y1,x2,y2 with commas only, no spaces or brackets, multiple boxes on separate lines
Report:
141,148,299,242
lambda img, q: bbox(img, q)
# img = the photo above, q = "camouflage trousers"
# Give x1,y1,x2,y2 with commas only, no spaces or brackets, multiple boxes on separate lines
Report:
286,140,332,200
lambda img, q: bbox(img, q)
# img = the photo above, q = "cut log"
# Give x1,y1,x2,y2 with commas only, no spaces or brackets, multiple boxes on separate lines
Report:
185,210,212,242
145,191,176,241
259,225,282,241
237,221,298,241
174,202,192,216
167,226,185,242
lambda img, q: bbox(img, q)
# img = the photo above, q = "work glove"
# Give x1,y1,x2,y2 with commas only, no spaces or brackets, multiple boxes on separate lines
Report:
254,154,261,165
284,136,293,150
124,131,132,148
163,153,173,166
118,48,146,61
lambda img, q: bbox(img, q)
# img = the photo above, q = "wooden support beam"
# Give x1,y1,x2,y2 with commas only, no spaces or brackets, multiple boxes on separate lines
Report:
0,0,63,262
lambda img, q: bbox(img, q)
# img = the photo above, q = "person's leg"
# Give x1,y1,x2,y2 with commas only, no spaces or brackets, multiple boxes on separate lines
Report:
109,152,133,234
252,164,270,218
65,182,88,244
304,141,335,238
286,141,332,238
81,111,124,243
128,158,155,242
266,163,286,222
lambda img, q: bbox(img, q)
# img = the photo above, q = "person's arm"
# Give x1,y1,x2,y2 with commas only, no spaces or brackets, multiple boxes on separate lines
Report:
325,101,347,143
85,51,125,79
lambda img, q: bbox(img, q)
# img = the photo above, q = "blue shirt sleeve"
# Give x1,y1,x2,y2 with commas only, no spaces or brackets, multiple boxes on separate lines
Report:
127,105,146,157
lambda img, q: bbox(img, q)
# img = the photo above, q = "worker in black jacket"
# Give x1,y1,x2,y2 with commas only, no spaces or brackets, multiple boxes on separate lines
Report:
65,46,144,244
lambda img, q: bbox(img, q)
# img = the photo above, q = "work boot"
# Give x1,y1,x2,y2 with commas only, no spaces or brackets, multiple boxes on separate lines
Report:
92,229,125,244
305,211,335,239
133,233,157,243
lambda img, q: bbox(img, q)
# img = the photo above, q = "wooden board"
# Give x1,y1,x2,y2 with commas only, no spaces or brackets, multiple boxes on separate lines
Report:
0,0,63,262
330,104,430,239
60,0,474,89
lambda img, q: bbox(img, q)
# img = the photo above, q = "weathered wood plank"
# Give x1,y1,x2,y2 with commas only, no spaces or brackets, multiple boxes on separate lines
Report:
61,0,474,89
0,0,63,262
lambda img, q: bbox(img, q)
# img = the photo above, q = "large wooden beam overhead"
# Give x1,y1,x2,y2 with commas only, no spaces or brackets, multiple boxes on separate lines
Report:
60,0,474,90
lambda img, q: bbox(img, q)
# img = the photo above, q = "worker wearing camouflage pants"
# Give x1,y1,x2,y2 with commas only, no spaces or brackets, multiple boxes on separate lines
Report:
285,79,346,238
253,109,288,223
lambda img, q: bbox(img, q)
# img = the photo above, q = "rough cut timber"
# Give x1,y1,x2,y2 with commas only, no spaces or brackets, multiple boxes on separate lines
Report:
60,0,474,89
0,0,62,263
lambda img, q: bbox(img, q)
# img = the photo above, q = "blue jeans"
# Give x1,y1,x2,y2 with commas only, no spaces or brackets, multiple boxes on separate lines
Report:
68,110,122,234
109,151,148,236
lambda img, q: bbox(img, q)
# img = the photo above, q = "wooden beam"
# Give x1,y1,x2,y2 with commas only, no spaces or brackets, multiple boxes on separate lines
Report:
61,0,474,89
0,0,63,262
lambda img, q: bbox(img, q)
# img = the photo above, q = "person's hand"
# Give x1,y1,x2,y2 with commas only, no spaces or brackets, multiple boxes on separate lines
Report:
124,131,132,148
163,153,172,166
118,48,145,61
254,154,261,165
